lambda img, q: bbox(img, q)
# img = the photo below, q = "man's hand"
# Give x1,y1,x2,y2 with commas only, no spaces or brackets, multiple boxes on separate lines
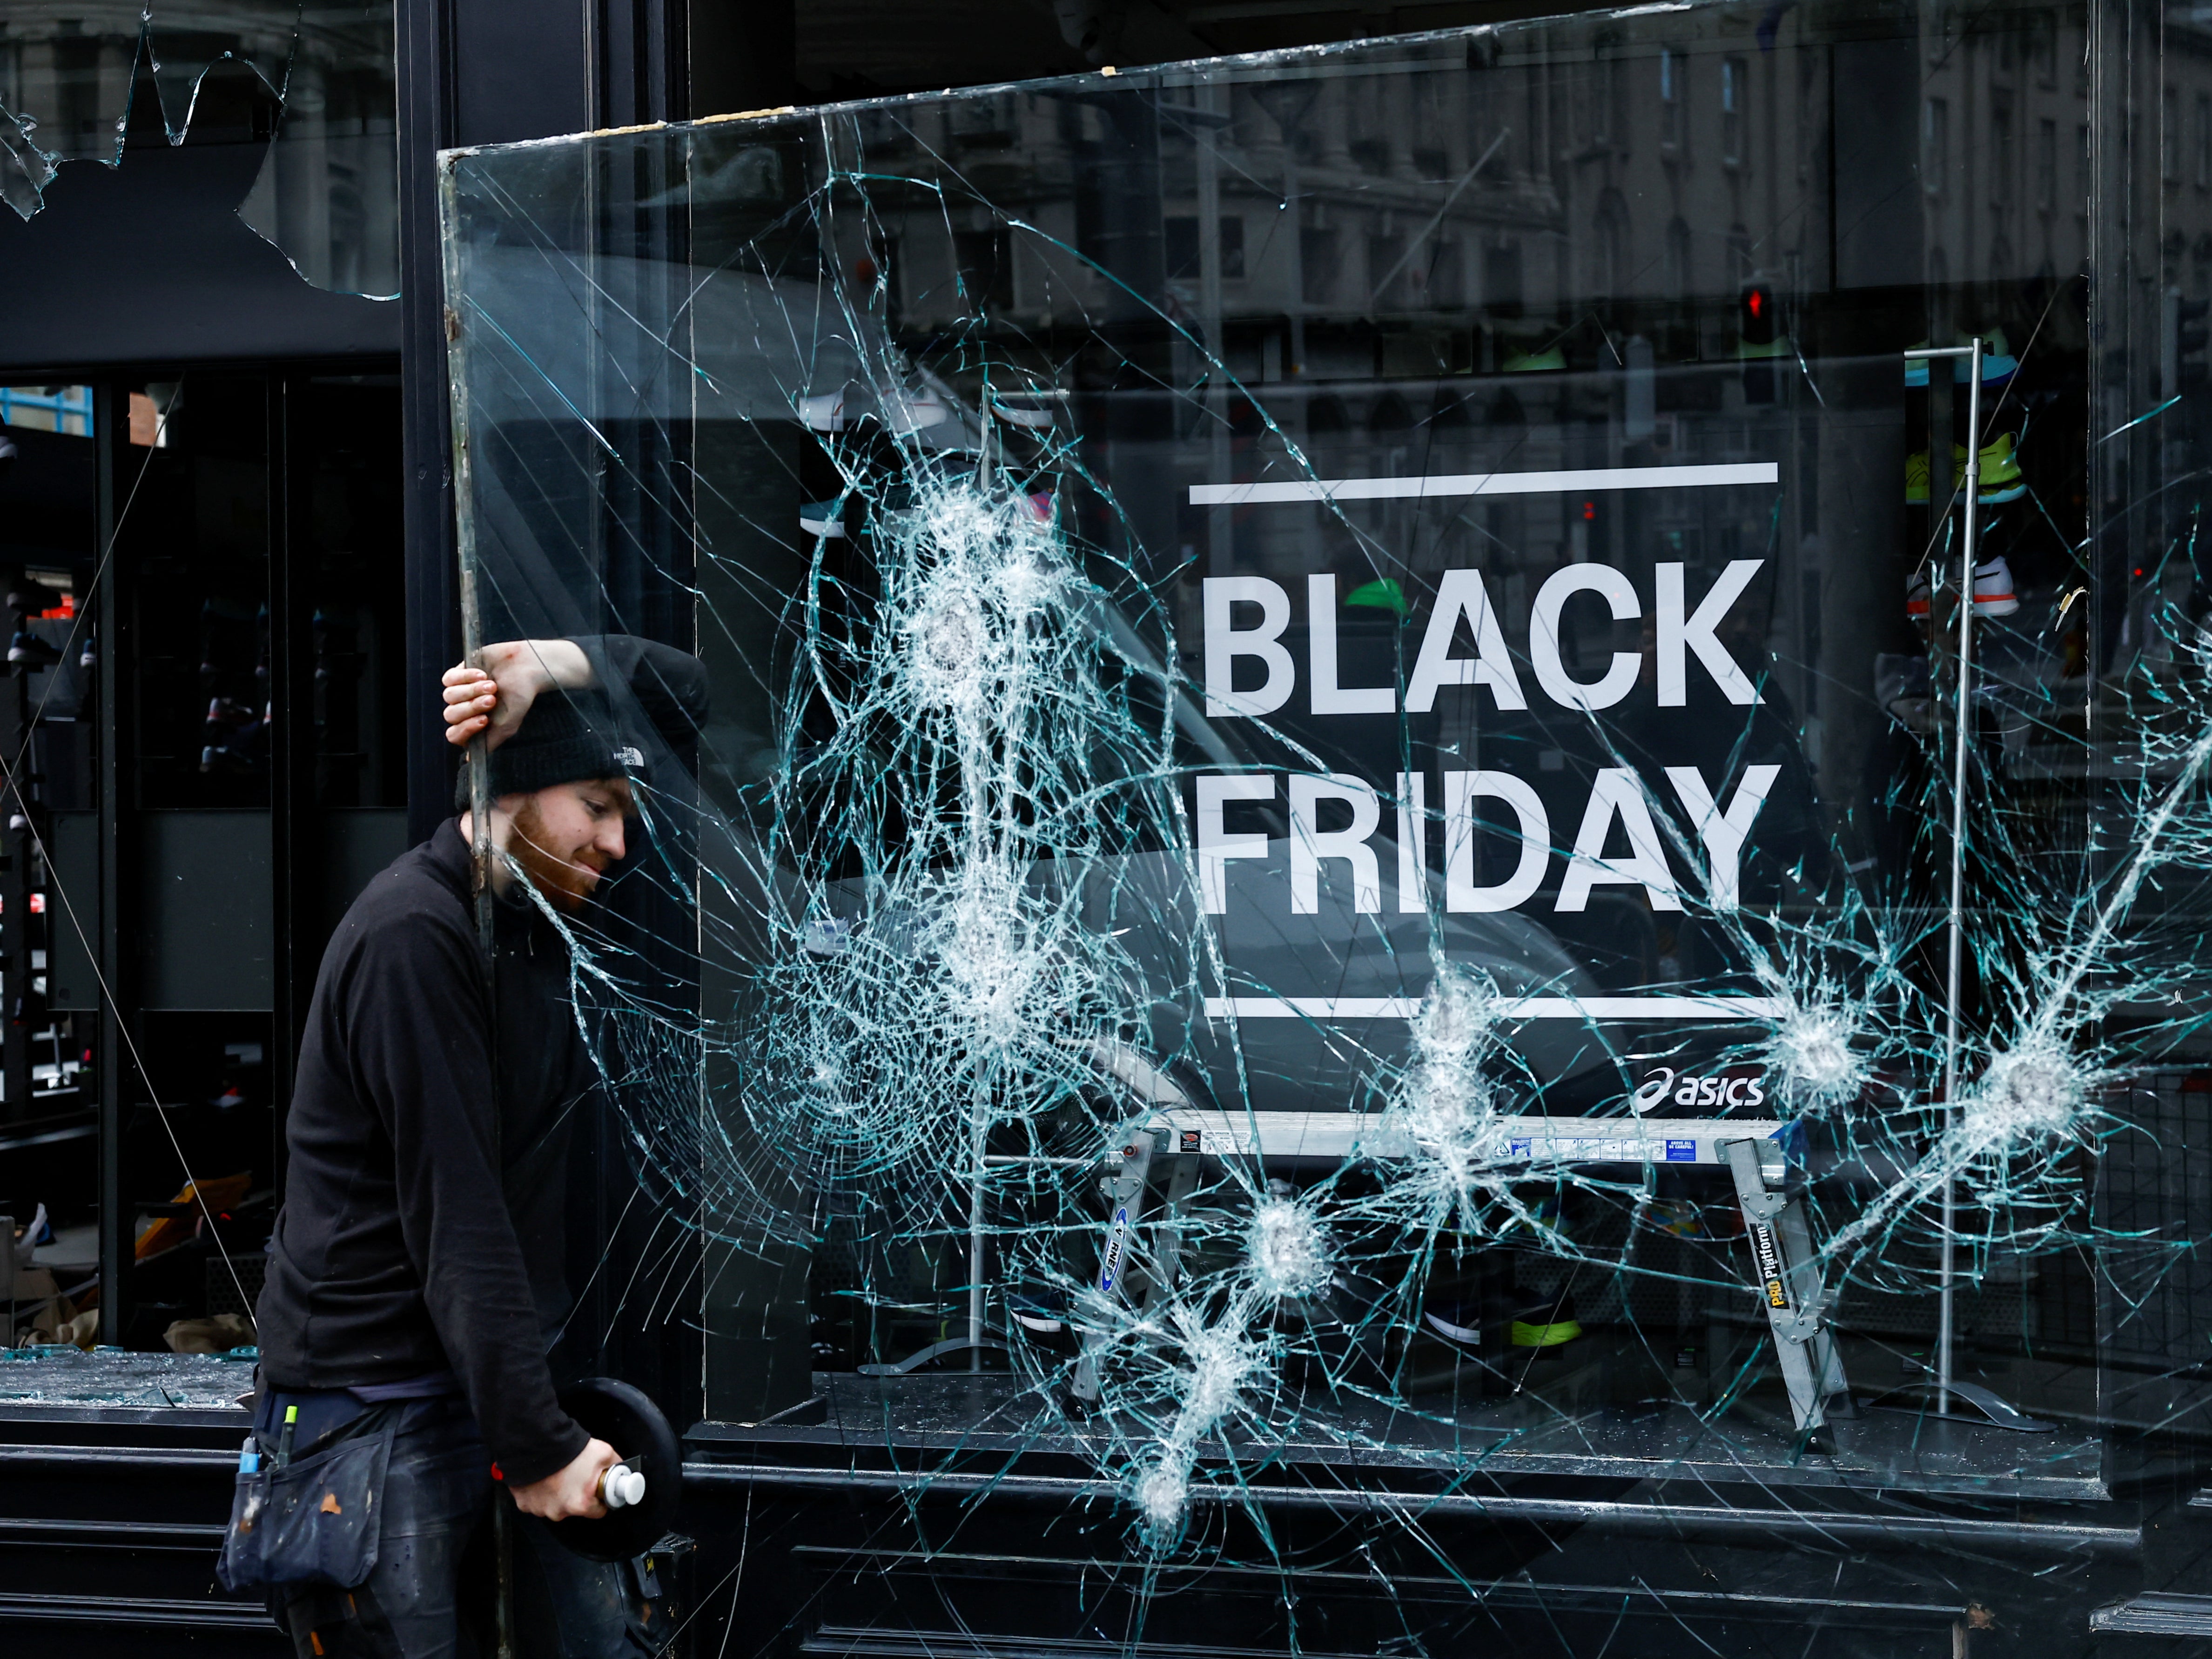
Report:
509,1436,621,1521
443,639,594,751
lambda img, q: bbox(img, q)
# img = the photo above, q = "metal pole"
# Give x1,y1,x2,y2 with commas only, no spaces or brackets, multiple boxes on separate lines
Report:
2,660,33,1132
1936,336,1983,1417
92,384,129,1354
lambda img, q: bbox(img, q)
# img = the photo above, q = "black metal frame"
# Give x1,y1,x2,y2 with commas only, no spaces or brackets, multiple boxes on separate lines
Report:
92,381,130,1340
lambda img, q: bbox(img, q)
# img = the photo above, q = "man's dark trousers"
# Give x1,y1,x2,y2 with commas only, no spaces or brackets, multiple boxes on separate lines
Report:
256,1392,659,1658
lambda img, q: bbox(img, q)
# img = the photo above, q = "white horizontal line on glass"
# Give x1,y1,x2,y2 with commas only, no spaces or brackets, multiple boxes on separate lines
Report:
1189,462,1780,506
1204,995,1787,1021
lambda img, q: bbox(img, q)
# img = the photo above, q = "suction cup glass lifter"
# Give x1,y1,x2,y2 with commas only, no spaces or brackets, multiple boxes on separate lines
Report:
549,1378,682,1564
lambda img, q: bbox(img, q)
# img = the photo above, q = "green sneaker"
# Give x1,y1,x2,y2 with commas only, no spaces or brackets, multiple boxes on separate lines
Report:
1907,438,2022,506
1957,432,2025,504
1344,577,1409,615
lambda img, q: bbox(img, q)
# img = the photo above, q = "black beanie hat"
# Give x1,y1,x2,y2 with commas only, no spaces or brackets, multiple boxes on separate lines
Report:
464,688,647,801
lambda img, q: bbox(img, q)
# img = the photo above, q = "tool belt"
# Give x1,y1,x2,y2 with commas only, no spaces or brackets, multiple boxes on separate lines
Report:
216,1402,402,1592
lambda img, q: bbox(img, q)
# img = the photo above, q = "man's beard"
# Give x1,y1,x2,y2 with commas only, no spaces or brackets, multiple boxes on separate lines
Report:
506,796,600,911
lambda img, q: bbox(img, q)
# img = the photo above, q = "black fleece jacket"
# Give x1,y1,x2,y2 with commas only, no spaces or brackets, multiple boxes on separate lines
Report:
257,638,705,1485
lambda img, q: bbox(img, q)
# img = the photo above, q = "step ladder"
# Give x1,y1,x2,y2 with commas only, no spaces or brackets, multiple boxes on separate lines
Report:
1068,1111,1850,1435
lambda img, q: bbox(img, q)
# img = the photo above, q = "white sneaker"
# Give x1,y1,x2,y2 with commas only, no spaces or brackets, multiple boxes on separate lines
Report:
11,1202,47,1269
1908,557,2019,619
1974,555,2019,616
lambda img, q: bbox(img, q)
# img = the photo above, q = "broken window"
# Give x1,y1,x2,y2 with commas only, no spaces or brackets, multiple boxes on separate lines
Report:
0,3,397,297
442,0,2212,1642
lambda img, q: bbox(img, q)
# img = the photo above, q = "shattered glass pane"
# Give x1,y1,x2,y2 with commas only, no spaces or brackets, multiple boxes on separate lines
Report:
0,2,397,297
443,0,2212,1638
0,1346,259,1411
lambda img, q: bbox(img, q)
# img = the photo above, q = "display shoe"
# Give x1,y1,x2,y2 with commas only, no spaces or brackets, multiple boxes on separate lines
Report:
798,500,846,538
1905,330,2018,387
1345,576,1409,615
7,581,60,617
11,1202,48,1269
1973,553,2020,616
1906,557,2019,619
1905,450,1930,505
1905,436,2024,506
6,631,57,667
1961,433,2026,503
1007,1290,1071,1340
1972,326,2020,386
1509,1298,1582,1359
1422,1306,1485,1348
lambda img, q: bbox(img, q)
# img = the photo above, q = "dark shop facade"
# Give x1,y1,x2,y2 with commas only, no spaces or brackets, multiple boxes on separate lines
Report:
10,0,2212,1654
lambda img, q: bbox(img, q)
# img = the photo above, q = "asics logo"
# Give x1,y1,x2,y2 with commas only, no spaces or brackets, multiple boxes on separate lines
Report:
1630,1067,1767,1114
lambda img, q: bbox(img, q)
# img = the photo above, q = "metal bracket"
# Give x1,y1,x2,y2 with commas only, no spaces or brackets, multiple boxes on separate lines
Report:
858,1336,1009,1376
1861,1377,2055,1432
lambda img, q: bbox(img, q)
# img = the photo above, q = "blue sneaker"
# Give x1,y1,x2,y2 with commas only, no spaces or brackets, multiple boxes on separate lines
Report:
7,630,57,668
1905,331,2017,387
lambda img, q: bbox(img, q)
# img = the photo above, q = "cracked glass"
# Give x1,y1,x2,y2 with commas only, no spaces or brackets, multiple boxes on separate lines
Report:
0,1,397,297
441,0,2212,1645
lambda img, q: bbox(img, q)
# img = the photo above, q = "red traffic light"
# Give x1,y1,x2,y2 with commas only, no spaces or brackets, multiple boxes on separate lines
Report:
1738,282,1779,346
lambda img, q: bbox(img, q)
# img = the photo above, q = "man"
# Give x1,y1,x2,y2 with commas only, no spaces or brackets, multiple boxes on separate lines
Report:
253,634,706,1657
